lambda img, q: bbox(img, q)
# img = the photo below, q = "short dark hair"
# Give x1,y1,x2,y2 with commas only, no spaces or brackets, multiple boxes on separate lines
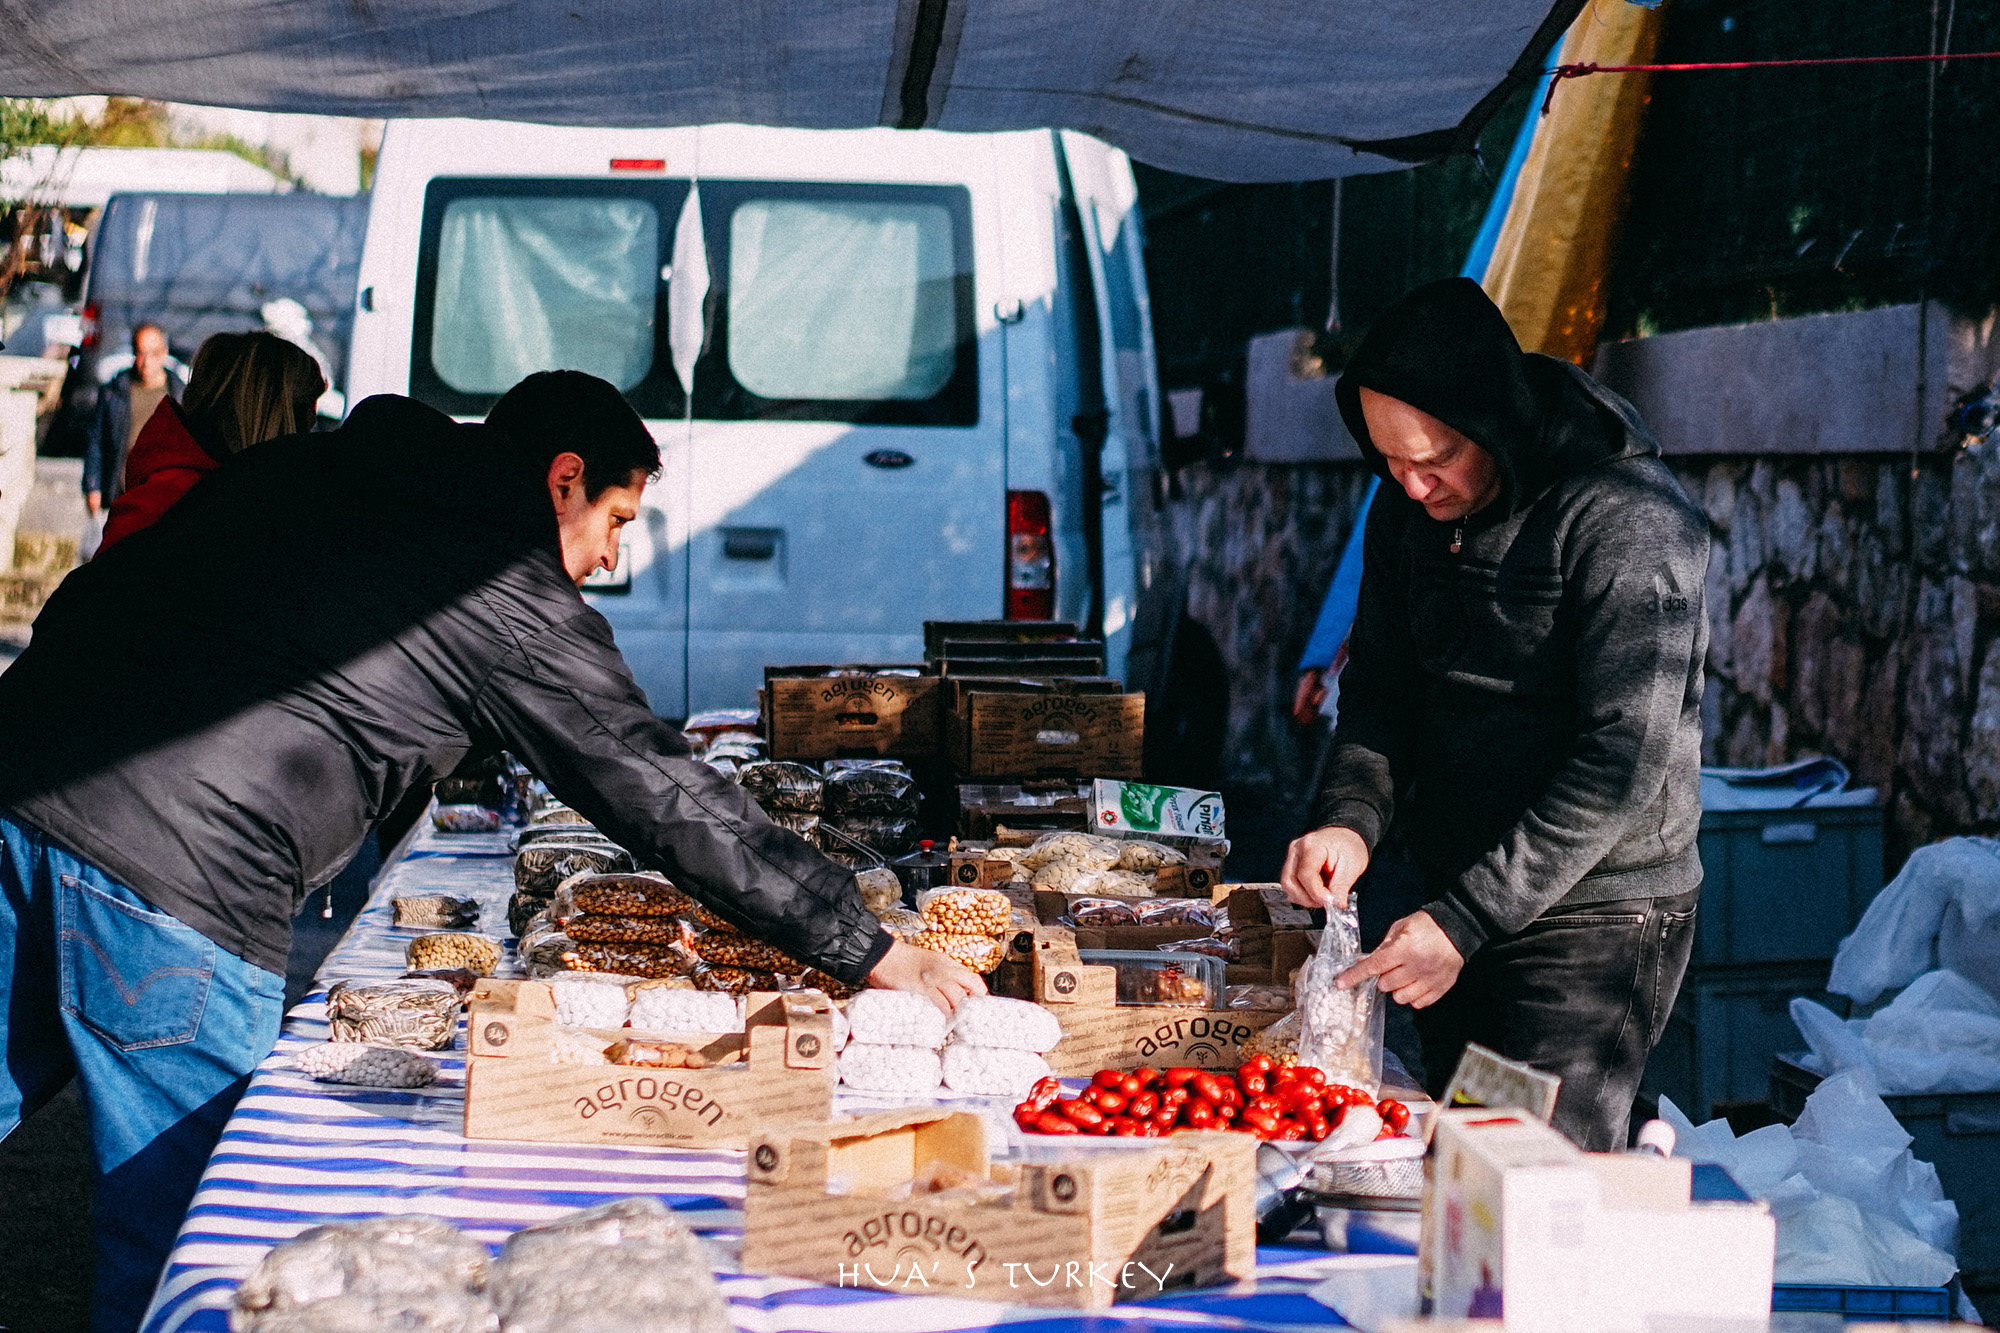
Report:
485,371,661,499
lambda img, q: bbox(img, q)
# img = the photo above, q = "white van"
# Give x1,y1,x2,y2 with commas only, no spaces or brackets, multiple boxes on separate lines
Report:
348,120,1161,718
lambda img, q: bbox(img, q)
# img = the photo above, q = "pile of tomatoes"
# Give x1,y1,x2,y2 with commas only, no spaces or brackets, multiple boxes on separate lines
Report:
1013,1054,1412,1142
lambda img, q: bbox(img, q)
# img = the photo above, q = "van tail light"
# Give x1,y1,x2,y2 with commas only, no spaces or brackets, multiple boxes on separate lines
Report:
1006,489,1055,620
81,302,99,348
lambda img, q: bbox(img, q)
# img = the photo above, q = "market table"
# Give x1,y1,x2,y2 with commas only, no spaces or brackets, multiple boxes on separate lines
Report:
139,823,1384,1333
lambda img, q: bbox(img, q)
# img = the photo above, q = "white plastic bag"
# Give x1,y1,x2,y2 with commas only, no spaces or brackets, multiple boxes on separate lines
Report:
1294,905,1383,1092
1829,837,2000,1005
1793,969,2000,1094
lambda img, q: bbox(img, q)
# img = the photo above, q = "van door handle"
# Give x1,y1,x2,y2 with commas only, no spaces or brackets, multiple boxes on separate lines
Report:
721,528,780,561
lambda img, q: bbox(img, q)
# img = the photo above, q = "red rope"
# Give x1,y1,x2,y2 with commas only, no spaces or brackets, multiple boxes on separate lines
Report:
1541,49,2000,115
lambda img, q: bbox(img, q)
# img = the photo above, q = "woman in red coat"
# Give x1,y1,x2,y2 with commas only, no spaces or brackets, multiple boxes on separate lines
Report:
101,332,326,552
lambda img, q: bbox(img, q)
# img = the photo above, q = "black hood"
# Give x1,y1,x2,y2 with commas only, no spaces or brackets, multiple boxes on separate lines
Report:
1335,277,1658,516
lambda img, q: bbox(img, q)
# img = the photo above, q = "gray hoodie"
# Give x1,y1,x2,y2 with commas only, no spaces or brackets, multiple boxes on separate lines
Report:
1314,278,1710,959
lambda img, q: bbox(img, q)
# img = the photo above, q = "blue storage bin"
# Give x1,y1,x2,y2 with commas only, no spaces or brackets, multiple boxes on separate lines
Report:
1694,805,1885,966
1642,963,1840,1120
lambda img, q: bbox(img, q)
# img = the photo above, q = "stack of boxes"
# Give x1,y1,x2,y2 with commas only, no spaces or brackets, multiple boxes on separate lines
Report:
1643,804,1886,1119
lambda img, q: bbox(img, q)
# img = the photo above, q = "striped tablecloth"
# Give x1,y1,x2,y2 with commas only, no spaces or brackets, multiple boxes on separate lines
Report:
140,824,1374,1333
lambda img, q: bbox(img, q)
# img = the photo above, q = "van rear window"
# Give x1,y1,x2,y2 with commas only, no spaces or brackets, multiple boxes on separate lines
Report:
412,178,688,417
694,181,976,426
411,177,974,425
432,197,658,394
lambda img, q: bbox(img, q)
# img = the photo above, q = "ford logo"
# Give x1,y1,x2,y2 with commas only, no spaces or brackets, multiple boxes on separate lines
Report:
864,449,915,470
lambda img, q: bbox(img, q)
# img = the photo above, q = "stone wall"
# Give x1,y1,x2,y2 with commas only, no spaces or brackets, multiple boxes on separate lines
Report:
1677,446,2000,862
1162,442,2000,867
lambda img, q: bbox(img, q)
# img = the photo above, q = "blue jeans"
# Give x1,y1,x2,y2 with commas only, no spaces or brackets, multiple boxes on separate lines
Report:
0,813,284,1333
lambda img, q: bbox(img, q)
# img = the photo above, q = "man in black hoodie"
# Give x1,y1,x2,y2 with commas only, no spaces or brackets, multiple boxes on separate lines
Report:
0,372,979,1331
1279,279,1708,1150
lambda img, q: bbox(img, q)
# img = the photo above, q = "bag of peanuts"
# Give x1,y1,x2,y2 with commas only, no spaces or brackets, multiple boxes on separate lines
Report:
916,886,1011,935
404,932,503,976
911,929,1004,974
560,872,690,918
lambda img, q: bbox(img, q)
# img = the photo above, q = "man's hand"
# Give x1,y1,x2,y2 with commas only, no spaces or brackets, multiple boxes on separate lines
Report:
1339,910,1463,1008
1292,668,1328,726
1280,825,1370,910
867,939,987,1014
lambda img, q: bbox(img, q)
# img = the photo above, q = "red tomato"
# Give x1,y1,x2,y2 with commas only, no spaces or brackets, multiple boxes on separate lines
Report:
1025,1077,1062,1112
1245,1054,1274,1074
1105,1116,1139,1136
1093,1069,1126,1089
1084,1117,1114,1135
1161,1086,1191,1108
1163,1066,1201,1086
1217,1102,1240,1121
1128,1091,1159,1119
1307,1115,1331,1140
1153,1108,1179,1129
1061,1099,1105,1127
1014,1106,1039,1128
1282,1086,1323,1113
1380,1099,1412,1133
1116,1074,1143,1097
1248,1095,1283,1116
1277,1120,1309,1142
1273,1065,1301,1084
1241,1109,1280,1135
1240,1072,1268,1097
1033,1113,1080,1134
1192,1073,1227,1104
1185,1100,1217,1128
1294,1066,1327,1087
1216,1085,1243,1107
1094,1090,1128,1114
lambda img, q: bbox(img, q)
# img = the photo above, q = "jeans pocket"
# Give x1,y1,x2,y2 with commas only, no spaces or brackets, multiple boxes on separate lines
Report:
59,874,215,1050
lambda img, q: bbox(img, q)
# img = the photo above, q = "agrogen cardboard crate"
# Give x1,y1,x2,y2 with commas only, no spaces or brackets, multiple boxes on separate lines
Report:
740,1106,1255,1308
462,986,835,1149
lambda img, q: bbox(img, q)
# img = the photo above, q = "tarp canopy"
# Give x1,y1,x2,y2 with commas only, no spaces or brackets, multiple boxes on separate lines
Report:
2,0,1583,182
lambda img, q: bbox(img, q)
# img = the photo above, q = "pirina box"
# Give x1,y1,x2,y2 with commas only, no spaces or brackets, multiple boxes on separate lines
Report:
739,1106,1255,1308
462,986,835,1149
945,677,1144,779
763,665,943,761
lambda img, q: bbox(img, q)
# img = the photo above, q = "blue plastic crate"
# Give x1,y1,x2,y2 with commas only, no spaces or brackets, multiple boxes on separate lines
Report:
1643,963,1842,1119
1694,806,1884,966
1772,1282,1955,1319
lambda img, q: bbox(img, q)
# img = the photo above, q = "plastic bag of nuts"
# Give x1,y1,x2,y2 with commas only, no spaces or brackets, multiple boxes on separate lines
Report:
916,887,1011,935
294,1041,440,1088
1065,896,1138,927
392,896,481,929
910,929,1004,974
404,932,503,976
1135,898,1214,928
565,914,683,946
325,979,461,1050
564,873,691,918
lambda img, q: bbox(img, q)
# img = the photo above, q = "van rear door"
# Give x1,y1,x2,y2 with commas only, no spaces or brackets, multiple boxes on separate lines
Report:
406,174,694,715
679,177,1002,713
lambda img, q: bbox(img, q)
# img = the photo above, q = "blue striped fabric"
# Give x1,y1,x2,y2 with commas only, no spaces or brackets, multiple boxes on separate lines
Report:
140,825,1363,1333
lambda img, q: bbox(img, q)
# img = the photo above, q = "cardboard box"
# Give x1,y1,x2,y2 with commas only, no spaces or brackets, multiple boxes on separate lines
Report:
764,665,942,761
1031,928,1119,1007
1043,1005,1285,1076
955,783,1093,840
1420,1110,1775,1333
740,1106,1255,1308
945,678,1144,779
462,988,834,1149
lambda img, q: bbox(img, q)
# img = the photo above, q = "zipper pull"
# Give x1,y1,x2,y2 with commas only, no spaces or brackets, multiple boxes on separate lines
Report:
1450,523,1464,555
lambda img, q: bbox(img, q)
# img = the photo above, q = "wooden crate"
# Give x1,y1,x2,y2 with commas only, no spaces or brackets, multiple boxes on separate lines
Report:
463,989,835,1149
763,665,943,761
740,1106,1254,1308
945,678,1144,779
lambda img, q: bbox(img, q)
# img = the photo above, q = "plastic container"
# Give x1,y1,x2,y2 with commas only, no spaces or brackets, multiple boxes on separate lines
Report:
891,840,951,901
1078,948,1222,1008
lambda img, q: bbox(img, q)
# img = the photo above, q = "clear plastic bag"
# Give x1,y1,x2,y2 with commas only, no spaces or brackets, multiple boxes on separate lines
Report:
839,1042,944,1094
325,980,461,1051
823,764,919,818
916,887,1011,934
856,867,904,916
1136,898,1214,928
947,995,1062,1052
628,985,744,1035
562,873,690,919
846,988,950,1048
1294,905,1383,1092
393,896,482,929
231,1215,491,1333
737,761,825,813
1066,897,1138,927
941,1044,1053,1098
486,1198,731,1333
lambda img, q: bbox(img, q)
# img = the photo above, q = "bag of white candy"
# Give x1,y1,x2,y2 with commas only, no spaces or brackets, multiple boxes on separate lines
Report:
940,1044,1052,1098
844,988,948,1049
948,996,1061,1052
1293,904,1383,1093
838,1042,943,1095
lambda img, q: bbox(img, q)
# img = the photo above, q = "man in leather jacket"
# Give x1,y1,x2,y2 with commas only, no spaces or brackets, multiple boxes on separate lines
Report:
0,370,978,1331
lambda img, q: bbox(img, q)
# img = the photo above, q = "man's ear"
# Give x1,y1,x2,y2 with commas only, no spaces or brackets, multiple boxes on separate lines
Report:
546,451,588,501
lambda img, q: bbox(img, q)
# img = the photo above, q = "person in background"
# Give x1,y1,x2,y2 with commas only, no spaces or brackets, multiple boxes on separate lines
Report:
99,332,326,552
82,323,185,518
